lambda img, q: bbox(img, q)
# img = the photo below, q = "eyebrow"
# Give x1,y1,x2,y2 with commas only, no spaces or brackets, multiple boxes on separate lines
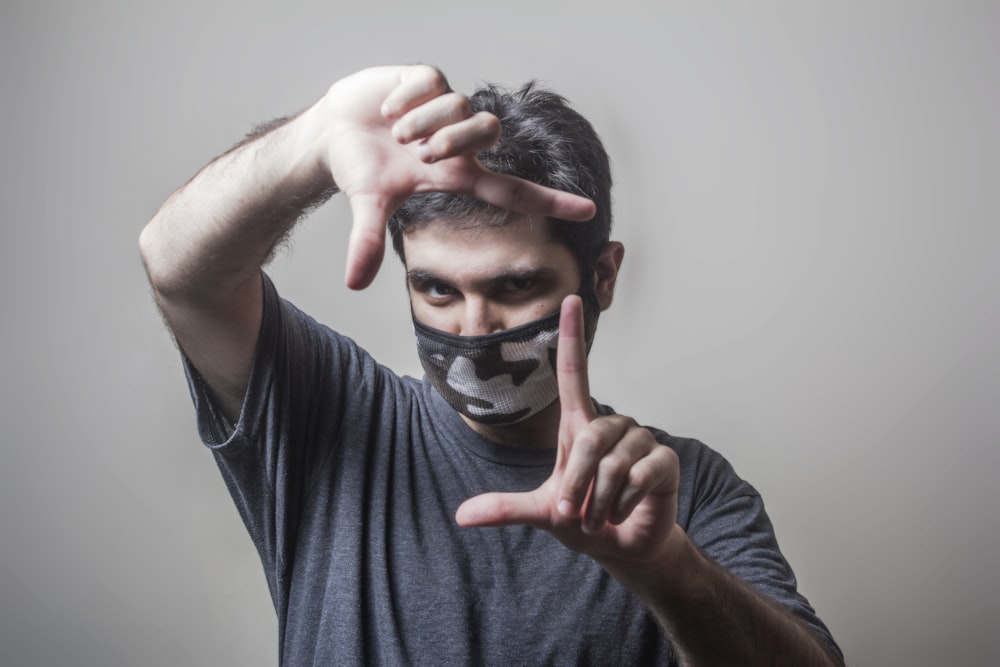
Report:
406,267,554,287
406,269,445,284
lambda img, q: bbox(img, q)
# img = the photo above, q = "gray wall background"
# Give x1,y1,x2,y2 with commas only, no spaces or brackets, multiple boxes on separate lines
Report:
2,1,997,665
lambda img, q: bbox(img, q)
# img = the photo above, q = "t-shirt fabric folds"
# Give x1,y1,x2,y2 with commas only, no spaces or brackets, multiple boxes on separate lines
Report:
183,273,842,666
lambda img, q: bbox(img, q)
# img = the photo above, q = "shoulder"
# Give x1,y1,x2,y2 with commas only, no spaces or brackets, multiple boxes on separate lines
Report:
649,429,751,491
254,273,420,421
260,273,377,371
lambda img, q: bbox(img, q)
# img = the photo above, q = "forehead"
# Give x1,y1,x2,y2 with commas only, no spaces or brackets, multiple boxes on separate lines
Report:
402,215,575,278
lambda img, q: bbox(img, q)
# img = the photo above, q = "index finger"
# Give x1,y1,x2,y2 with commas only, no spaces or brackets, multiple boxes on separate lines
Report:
379,65,450,119
471,169,596,222
557,295,596,419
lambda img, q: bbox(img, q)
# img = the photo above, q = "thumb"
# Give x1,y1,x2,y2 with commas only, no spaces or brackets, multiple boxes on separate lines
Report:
456,491,548,528
344,192,399,290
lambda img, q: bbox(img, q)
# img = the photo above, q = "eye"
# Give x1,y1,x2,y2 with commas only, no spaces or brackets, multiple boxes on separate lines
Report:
503,276,536,293
420,281,456,300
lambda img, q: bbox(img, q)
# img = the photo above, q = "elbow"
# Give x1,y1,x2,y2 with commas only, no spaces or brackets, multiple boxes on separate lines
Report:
138,217,182,299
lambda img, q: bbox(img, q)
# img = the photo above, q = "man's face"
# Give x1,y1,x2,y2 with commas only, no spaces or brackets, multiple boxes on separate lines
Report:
403,215,582,335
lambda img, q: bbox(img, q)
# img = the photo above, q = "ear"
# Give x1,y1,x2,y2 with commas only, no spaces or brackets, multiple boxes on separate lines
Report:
592,241,625,311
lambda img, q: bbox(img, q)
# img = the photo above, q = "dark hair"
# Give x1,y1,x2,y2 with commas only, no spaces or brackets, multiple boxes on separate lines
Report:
388,81,613,284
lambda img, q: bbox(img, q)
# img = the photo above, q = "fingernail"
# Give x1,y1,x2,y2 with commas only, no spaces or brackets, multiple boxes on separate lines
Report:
583,517,602,535
417,141,435,163
558,499,574,518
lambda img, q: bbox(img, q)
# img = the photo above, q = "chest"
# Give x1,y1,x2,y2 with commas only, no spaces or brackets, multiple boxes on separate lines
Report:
281,438,672,665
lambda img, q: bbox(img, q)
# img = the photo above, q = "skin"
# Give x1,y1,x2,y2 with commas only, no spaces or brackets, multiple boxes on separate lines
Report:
139,65,594,422
402,218,679,559
404,216,624,450
140,64,841,666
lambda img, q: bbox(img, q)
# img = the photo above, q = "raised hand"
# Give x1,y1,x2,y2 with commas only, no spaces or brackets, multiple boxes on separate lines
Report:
455,295,681,571
315,65,596,290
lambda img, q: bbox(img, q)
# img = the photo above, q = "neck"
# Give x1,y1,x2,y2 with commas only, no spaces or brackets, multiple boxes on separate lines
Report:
460,400,563,449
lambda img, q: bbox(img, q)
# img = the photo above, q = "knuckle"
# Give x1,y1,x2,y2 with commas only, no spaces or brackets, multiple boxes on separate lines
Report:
624,419,650,436
574,428,604,457
504,180,530,213
644,448,679,488
609,414,634,429
557,353,586,377
476,111,502,139
430,67,450,93
629,425,658,451
416,64,449,93
655,443,679,468
594,415,631,442
433,132,456,156
447,93,471,118
627,461,652,490
597,454,628,481
495,494,514,522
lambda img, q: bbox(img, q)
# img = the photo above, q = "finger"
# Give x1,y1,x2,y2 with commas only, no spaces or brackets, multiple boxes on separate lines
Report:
344,192,400,290
455,491,549,528
553,295,600,520
380,65,450,119
414,111,501,163
556,295,595,419
468,170,596,222
611,445,679,524
556,415,633,524
581,424,656,531
391,92,474,145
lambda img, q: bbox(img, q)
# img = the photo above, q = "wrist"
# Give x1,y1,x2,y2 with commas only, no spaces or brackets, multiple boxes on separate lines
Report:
598,526,706,603
286,97,338,193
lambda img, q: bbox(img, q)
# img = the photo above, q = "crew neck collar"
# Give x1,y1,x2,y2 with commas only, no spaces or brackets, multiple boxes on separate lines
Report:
423,377,557,468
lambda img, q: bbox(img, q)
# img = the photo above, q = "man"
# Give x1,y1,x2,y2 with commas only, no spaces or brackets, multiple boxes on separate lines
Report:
140,65,843,665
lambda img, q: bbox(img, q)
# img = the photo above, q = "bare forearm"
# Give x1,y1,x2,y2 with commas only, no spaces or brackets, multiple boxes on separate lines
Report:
139,105,335,302
603,530,841,667
138,102,337,422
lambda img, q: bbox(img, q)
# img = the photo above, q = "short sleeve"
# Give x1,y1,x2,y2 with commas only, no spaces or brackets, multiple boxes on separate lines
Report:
181,272,394,614
663,433,844,665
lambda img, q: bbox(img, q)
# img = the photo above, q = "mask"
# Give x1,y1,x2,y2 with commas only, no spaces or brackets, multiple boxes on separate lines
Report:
414,311,561,425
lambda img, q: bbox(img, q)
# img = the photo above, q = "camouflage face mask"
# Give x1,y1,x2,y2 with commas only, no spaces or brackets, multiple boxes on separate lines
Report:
413,311,561,425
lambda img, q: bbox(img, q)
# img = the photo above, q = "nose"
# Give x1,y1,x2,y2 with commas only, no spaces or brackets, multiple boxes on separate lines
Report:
460,297,503,336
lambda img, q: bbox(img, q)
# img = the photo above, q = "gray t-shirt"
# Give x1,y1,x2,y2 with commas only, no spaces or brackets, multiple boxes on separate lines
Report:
183,274,841,666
